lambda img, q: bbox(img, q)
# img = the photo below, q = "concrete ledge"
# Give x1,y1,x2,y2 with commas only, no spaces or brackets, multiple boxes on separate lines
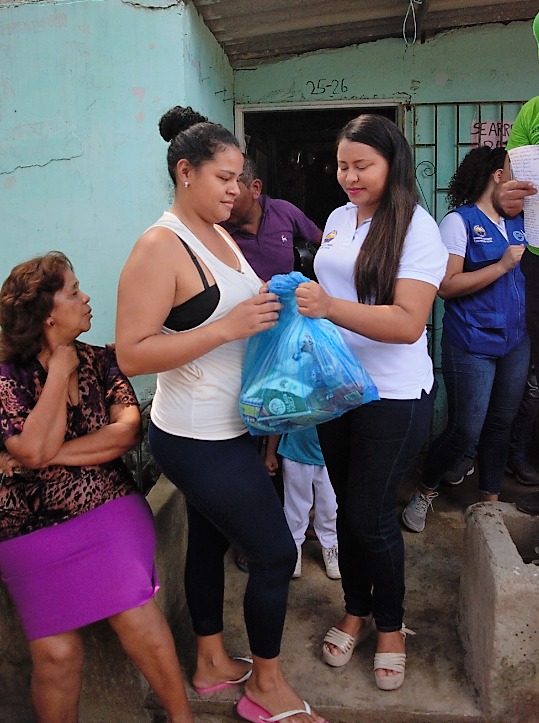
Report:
459,502,539,721
0,477,188,723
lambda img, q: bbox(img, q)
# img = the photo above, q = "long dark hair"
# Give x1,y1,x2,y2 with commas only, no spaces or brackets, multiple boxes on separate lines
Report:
159,105,240,186
0,251,73,363
446,146,507,209
337,115,418,305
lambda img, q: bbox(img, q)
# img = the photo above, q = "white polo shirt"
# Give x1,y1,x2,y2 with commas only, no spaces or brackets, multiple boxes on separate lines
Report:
314,203,448,400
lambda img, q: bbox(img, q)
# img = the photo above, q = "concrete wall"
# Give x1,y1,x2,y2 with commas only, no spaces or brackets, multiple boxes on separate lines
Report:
459,503,539,720
0,0,234,400
234,21,537,107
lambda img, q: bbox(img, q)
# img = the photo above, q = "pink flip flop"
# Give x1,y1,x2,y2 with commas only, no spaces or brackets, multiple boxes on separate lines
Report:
192,656,252,695
236,694,322,722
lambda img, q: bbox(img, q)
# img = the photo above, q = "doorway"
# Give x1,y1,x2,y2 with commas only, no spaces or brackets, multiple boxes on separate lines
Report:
238,105,398,229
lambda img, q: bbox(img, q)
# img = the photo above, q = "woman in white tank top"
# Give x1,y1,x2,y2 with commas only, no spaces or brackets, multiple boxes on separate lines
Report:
116,105,327,723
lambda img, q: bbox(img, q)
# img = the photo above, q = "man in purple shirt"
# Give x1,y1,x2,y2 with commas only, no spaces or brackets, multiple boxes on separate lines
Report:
222,157,322,281
223,158,322,573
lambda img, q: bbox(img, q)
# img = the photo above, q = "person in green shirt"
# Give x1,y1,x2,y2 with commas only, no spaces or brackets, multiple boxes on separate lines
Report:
507,96,539,149
496,11,539,514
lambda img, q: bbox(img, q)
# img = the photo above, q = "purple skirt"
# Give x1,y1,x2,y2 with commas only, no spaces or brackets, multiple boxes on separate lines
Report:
0,494,159,641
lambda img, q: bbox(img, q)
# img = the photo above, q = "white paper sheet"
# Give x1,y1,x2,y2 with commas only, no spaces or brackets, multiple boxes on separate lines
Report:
508,145,539,248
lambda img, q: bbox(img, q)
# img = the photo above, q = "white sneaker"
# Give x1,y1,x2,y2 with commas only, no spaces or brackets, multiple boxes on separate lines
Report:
322,545,341,579
292,545,302,578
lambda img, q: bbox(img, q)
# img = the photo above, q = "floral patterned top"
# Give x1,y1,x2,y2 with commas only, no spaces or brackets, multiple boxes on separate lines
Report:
0,342,139,542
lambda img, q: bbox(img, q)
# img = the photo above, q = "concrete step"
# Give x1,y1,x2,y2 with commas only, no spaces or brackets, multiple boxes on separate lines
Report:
179,467,539,722
178,498,485,723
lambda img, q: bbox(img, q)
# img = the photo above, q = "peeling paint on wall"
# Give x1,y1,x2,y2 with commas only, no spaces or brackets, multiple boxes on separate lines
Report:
0,12,67,35
131,86,146,101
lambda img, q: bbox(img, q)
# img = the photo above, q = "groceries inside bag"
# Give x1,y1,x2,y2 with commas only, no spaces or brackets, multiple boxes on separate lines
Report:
240,272,379,435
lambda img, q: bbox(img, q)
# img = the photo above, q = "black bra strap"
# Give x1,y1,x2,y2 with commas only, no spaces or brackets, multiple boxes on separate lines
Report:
177,236,210,290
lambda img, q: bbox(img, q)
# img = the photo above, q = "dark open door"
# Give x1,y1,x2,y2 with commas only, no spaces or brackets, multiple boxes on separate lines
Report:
242,107,397,229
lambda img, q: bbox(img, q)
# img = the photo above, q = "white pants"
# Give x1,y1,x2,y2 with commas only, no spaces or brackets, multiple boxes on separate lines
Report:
282,458,338,548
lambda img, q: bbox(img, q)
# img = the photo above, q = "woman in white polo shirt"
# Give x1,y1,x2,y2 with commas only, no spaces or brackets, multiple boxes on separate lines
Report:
295,114,448,691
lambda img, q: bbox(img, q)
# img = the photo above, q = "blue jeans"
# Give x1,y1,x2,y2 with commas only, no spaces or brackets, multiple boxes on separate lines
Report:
422,332,530,496
317,386,436,632
148,423,296,659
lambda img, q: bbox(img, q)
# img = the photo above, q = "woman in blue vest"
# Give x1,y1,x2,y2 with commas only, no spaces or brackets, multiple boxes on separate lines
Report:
402,145,530,533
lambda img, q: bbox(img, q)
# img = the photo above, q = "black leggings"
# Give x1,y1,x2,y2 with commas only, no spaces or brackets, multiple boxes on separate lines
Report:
148,423,296,659
317,388,435,631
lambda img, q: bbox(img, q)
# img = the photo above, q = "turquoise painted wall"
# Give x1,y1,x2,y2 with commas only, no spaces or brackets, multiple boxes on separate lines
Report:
234,22,538,106
2,9,538,404
0,0,233,398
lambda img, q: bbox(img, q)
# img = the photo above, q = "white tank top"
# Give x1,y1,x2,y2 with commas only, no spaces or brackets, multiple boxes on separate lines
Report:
149,212,261,440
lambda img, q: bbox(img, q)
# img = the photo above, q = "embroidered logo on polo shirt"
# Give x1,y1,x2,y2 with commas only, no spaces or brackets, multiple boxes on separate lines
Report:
323,230,337,246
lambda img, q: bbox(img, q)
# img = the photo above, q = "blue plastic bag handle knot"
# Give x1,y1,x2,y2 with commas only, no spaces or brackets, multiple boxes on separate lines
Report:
268,271,311,298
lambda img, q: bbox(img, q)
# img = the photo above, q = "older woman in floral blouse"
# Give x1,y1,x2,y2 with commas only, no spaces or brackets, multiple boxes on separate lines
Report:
0,251,193,723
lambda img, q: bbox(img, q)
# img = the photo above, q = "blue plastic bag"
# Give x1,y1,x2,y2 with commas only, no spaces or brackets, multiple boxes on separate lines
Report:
240,272,379,435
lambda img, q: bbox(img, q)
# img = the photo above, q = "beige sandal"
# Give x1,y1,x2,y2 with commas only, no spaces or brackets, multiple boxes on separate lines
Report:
322,614,374,667
373,625,415,691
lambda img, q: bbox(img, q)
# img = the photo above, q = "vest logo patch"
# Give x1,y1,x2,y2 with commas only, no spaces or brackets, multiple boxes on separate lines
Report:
473,225,486,237
513,230,526,243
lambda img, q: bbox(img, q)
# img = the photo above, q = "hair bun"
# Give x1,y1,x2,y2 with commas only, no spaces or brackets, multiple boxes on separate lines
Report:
159,106,208,142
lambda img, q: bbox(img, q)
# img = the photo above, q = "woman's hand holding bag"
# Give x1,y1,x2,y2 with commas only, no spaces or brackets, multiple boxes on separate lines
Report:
240,272,379,435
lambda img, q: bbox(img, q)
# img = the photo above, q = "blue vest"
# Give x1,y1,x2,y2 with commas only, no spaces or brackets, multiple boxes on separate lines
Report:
442,205,527,357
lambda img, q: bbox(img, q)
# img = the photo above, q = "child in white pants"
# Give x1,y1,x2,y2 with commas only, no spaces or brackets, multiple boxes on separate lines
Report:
265,427,340,580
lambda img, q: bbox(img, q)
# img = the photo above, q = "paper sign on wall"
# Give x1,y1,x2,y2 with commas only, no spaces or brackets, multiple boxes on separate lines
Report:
470,120,513,148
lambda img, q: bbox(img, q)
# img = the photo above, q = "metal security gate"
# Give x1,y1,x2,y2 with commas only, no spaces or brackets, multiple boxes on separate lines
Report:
405,101,525,433
406,101,524,221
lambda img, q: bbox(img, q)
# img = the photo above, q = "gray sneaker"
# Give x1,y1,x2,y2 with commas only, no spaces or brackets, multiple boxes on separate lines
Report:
443,464,475,486
402,489,438,532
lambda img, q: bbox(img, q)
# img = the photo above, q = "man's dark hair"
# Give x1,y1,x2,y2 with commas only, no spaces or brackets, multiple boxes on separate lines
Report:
239,156,260,186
